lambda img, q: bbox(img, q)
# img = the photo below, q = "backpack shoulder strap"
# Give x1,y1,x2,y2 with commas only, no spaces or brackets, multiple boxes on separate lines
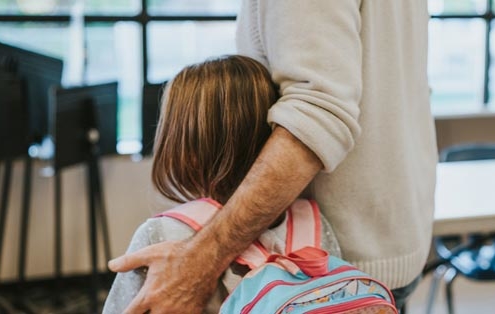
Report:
156,198,322,270
285,199,321,254
156,198,271,269
236,198,322,269
154,198,221,231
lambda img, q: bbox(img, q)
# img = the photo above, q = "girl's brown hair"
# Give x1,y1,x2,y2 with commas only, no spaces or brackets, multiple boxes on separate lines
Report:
152,55,278,204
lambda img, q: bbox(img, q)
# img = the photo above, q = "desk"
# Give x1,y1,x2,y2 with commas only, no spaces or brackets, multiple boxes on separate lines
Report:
434,160,495,236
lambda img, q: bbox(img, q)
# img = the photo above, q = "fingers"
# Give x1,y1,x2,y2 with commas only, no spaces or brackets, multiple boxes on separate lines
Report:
108,247,151,272
124,289,150,314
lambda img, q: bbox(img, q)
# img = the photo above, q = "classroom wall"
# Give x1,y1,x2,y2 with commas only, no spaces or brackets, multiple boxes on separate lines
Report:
435,116,495,152
1,116,495,281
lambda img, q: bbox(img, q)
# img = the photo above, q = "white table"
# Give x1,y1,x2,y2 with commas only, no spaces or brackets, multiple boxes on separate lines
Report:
434,160,495,236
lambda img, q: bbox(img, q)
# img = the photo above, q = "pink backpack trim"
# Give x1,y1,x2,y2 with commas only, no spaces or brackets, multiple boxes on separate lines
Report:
235,241,270,270
155,198,321,269
154,198,220,229
285,199,321,254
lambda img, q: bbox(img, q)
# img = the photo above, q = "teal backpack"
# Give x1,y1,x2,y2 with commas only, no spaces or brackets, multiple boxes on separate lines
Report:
159,198,397,314
220,246,397,313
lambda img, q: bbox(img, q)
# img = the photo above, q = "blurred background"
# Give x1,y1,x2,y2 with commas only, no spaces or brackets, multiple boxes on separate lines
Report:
1,0,495,313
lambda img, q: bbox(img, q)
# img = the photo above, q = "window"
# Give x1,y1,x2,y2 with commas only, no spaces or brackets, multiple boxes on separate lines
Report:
428,18,485,109
428,0,494,115
1,0,492,151
0,0,239,154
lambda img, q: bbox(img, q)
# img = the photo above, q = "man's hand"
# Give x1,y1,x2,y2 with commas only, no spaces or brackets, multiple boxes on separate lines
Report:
108,240,218,314
107,127,322,314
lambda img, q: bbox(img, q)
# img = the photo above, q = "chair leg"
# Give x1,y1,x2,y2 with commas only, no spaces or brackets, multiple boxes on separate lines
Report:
444,267,458,314
0,160,13,274
426,264,448,314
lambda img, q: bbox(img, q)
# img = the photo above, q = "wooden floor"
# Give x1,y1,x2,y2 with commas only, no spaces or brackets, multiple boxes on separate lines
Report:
407,273,495,314
0,273,113,314
1,271,494,313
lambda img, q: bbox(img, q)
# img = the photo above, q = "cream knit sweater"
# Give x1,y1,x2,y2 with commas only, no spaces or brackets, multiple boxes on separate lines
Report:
236,0,438,289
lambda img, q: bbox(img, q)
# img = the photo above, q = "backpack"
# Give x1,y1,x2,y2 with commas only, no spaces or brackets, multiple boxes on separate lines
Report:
157,198,397,314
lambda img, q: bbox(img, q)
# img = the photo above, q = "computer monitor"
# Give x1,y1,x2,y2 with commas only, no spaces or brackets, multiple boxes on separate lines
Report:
0,42,63,144
49,82,118,171
141,82,166,156
0,69,28,160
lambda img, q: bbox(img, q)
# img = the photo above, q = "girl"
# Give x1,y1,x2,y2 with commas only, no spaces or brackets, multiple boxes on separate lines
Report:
102,55,340,314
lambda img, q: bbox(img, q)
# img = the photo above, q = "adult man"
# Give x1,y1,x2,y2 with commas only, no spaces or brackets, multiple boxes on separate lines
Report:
109,1,437,313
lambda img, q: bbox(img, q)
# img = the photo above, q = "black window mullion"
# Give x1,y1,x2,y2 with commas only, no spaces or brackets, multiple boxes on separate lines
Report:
483,19,491,104
142,0,149,84
484,0,493,104
0,14,236,23
0,14,71,22
430,13,486,19
430,4,493,107
147,15,236,21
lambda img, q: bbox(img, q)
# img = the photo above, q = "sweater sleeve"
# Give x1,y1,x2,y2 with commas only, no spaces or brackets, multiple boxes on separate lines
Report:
254,0,363,172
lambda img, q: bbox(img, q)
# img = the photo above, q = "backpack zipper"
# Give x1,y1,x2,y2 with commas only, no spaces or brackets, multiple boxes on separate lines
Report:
274,277,395,314
240,265,357,314
303,296,398,314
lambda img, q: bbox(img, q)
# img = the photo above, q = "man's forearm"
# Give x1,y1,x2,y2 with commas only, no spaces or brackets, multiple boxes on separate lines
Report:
188,126,323,278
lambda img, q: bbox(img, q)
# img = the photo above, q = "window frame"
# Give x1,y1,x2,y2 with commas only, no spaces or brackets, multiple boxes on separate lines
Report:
2,1,491,103
2,0,494,134
0,0,237,84
429,0,493,105
0,0,237,149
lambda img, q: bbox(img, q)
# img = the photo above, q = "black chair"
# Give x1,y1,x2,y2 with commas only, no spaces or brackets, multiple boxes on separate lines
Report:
426,143,495,314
